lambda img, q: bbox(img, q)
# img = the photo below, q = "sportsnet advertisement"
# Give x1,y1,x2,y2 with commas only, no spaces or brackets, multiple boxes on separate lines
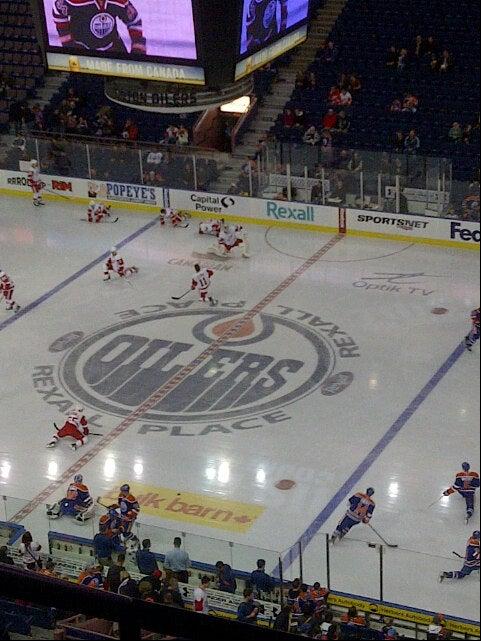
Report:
37,0,205,83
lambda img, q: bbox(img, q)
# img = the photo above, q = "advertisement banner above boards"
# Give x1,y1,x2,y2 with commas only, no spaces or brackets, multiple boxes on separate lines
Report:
167,189,340,232
346,208,480,248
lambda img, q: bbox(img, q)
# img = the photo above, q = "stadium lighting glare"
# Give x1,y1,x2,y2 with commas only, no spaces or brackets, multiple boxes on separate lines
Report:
221,96,251,114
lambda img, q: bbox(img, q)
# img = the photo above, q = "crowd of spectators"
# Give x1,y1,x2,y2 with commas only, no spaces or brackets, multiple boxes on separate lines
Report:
385,36,453,75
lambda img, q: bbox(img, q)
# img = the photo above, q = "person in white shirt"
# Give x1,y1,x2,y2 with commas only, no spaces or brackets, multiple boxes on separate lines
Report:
19,531,42,570
193,576,210,613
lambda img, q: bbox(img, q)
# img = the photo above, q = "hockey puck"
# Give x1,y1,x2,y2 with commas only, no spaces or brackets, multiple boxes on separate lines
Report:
275,479,296,491
368,543,376,548
431,307,449,315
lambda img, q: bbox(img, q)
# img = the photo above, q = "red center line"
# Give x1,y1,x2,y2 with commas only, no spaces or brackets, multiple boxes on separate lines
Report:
12,234,344,523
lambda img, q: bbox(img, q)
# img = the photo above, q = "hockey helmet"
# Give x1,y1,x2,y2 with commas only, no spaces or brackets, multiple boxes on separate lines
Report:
120,483,130,494
74,474,83,484
473,531,480,539
462,462,470,472
111,246,117,255
366,487,375,497
0,271,5,279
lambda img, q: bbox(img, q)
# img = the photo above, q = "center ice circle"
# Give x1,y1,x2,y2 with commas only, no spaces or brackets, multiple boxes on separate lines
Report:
59,309,333,424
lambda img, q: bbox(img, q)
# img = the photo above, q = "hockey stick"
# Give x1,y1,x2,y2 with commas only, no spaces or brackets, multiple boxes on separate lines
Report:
368,523,398,548
452,551,463,559
80,218,119,224
172,289,191,301
427,495,445,509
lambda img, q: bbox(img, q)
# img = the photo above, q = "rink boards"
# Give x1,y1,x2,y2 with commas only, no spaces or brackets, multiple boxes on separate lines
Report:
0,170,479,249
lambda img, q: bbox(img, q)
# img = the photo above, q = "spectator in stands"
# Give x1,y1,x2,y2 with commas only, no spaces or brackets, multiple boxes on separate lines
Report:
463,124,474,144
397,48,409,72
392,130,405,153
303,125,321,146
382,617,400,639
322,109,338,130
323,41,339,63
0,76,7,99
404,129,420,154
193,576,210,613
164,537,190,584
76,116,89,134
326,622,341,639
31,104,44,131
339,87,353,107
162,577,185,608
78,563,103,588
348,74,362,92
40,559,59,578
427,614,446,640
0,546,14,565
93,529,120,567
449,122,463,143
402,93,419,113
122,119,139,141
348,152,363,172
328,85,341,106
320,129,334,163
165,124,179,145
118,571,140,598
295,71,305,89
215,561,237,594
337,148,351,170
294,108,306,129
250,559,275,596
413,34,424,60
282,108,296,128
273,605,292,632
136,539,159,576
237,588,259,625
439,49,452,72
19,532,41,571
177,126,190,146
137,569,163,599
390,98,402,113
386,46,398,67
320,610,334,637
329,172,347,202
106,553,126,594
287,578,302,600
424,35,438,57
341,605,366,626
334,110,350,134
429,52,439,72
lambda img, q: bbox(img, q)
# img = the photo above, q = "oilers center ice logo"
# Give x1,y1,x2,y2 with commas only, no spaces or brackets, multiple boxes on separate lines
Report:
34,305,360,435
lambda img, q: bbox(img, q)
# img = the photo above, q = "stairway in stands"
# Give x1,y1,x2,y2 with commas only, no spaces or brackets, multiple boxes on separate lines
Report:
211,0,348,193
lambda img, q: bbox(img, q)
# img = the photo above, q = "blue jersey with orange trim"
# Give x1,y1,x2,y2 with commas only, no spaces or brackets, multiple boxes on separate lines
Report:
66,482,93,508
118,493,140,519
447,471,480,497
464,536,480,569
346,492,375,524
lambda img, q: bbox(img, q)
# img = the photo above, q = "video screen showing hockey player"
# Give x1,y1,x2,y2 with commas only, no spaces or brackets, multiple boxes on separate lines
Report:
45,0,197,60
240,0,310,55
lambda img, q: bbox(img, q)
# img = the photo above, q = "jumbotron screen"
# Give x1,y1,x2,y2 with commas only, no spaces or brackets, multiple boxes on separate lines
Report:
38,0,205,84
236,0,310,79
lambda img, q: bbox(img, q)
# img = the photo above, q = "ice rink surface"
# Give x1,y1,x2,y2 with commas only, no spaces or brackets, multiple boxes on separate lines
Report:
0,195,479,620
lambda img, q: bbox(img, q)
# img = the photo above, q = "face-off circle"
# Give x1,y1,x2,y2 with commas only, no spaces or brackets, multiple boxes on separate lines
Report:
60,309,334,424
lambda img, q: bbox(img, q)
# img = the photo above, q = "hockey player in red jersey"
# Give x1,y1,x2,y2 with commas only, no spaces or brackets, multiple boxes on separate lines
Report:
103,247,138,281
191,264,217,305
87,201,112,223
47,407,89,451
199,218,224,236
0,271,20,312
160,207,186,228
27,160,44,206
211,225,250,258
53,0,146,55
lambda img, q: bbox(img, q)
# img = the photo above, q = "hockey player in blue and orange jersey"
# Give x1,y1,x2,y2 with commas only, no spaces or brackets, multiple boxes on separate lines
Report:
465,307,480,351
443,462,480,523
46,474,94,522
439,532,480,582
53,0,146,55
331,488,375,542
116,484,140,541
99,508,123,542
